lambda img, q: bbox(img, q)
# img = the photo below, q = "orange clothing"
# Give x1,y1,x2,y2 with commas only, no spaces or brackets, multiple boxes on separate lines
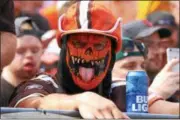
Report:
40,4,58,29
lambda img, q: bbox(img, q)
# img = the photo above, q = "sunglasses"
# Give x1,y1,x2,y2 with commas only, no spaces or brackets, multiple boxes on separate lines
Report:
122,38,148,57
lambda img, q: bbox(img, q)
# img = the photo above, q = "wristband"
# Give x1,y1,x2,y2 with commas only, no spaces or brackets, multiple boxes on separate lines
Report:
148,90,164,107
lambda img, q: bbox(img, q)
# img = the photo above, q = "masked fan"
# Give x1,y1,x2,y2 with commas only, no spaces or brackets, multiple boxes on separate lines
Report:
9,1,129,119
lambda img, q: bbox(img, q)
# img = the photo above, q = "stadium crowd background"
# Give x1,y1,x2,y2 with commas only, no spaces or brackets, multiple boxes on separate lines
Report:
13,1,179,75
0,1,179,119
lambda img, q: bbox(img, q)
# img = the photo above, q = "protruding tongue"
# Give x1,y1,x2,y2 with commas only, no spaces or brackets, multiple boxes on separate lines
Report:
79,67,94,82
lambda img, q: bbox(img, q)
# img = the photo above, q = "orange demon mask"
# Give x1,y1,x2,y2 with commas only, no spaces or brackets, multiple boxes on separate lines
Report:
66,33,112,90
57,1,122,90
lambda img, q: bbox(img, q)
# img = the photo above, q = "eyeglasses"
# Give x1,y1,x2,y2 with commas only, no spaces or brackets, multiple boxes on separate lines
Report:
122,38,148,57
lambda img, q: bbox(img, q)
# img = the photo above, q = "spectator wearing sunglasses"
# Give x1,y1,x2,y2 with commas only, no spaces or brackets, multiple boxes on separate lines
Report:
147,11,179,48
1,17,43,107
122,20,179,101
124,20,172,82
111,36,179,115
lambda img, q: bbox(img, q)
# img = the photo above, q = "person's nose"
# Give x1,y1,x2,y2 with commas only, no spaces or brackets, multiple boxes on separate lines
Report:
25,50,33,59
158,47,166,55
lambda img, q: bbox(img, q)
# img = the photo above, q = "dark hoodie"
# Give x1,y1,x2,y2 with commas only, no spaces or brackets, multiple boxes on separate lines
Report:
0,0,15,34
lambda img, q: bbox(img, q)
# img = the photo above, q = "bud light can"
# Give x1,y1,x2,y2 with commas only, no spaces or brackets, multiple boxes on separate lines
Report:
126,70,148,113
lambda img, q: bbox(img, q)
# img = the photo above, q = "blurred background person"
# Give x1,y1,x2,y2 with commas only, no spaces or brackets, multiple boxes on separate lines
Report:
145,11,180,101
113,19,170,93
125,20,179,102
1,17,43,107
123,20,171,81
0,0,16,71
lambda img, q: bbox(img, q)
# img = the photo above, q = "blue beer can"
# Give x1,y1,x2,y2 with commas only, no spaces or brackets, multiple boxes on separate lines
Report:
126,70,148,113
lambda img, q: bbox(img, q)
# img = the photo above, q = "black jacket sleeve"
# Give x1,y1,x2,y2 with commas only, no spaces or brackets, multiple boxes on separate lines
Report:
0,0,15,34
9,74,63,107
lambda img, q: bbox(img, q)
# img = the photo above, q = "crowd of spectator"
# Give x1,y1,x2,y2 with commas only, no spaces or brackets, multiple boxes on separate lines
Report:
0,0,179,119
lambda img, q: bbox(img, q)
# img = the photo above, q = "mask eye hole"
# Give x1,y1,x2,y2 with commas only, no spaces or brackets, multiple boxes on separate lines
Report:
72,40,86,48
94,39,107,51
94,43,105,50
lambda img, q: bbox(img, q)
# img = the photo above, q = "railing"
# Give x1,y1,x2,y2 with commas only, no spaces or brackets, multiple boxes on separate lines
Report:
1,107,179,119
